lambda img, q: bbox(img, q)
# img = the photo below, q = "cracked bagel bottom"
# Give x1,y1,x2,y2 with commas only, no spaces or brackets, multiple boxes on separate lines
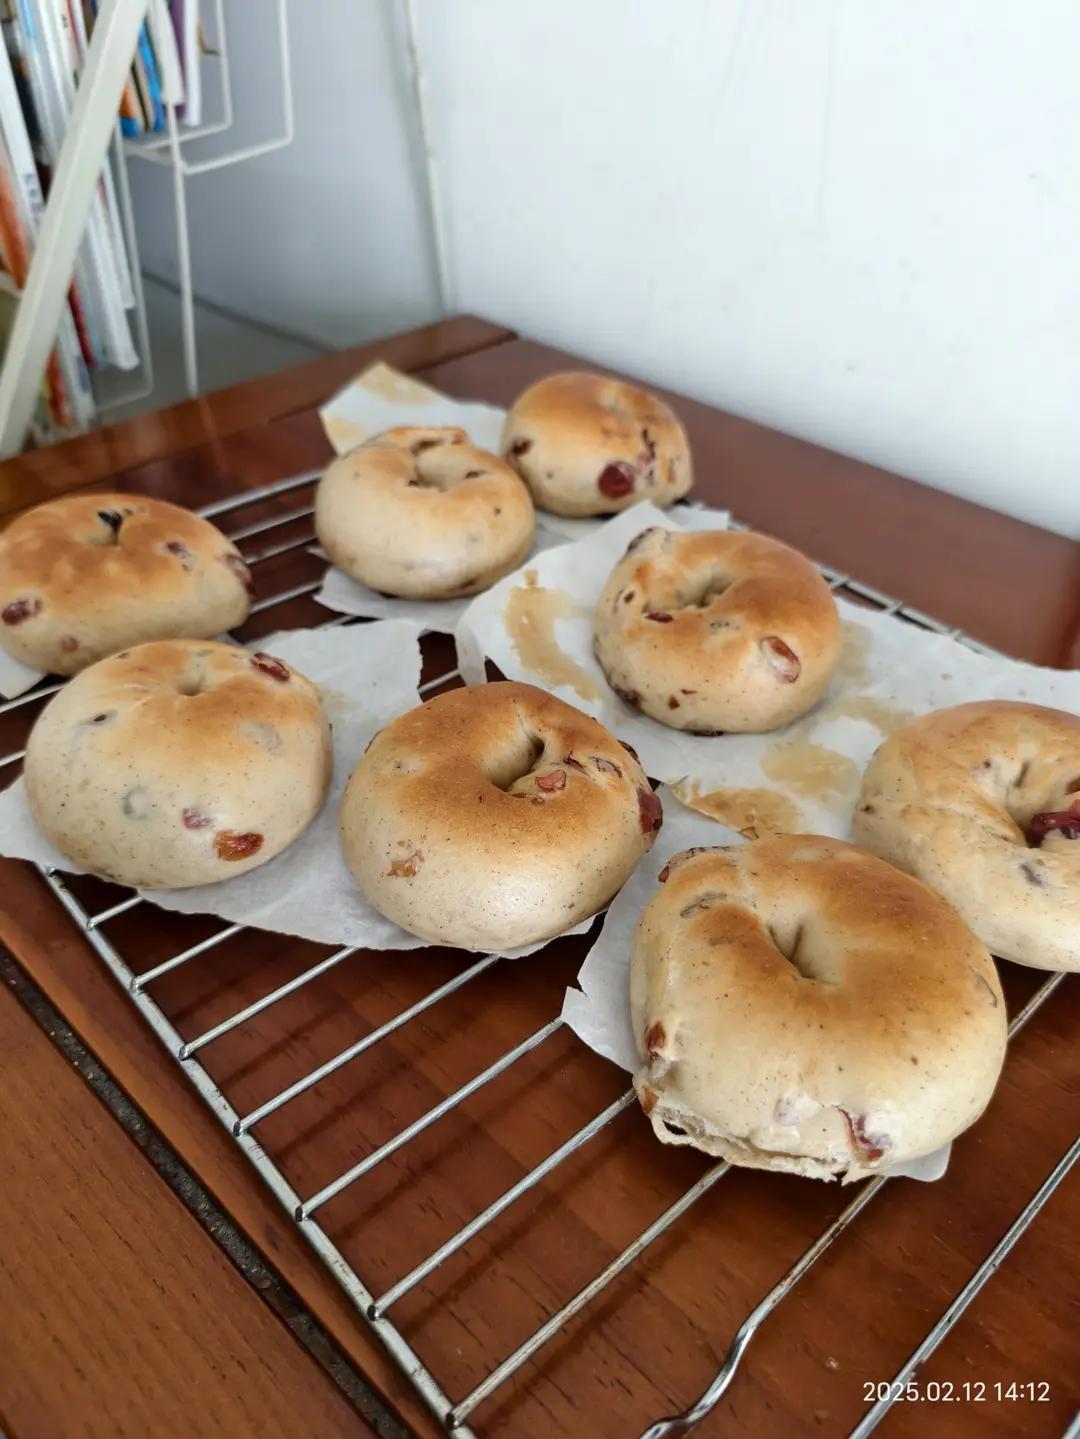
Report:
631,836,1006,1181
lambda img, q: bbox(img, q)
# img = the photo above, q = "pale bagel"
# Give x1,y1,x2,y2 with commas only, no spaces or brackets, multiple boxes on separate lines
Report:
631,838,1006,1181
854,700,1080,972
0,493,253,675
593,527,840,732
314,426,535,599
340,681,663,949
24,640,332,888
501,372,692,517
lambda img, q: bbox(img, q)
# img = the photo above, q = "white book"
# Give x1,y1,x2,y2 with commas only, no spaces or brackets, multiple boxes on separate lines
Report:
0,25,94,427
179,0,200,128
28,0,137,368
147,0,183,106
67,0,135,310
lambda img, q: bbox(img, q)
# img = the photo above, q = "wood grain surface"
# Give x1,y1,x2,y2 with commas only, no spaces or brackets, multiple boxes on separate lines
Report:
0,324,1076,1439
0,978,374,1439
0,315,513,518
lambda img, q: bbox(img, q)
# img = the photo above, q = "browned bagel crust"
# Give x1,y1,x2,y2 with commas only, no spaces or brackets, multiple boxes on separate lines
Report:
24,640,331,888
500,372,692,517
0,493,252,675
632,837,1006,1181
340,681,663,949
594,527,840,731
854,700,1080,972
315,426,534,599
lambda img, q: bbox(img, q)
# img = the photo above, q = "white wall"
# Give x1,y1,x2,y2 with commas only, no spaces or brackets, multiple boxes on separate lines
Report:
416,0,1080,538
130,0,441,349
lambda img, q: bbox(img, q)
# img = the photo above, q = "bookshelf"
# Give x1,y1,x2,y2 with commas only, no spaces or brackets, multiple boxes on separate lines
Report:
0,0,293,456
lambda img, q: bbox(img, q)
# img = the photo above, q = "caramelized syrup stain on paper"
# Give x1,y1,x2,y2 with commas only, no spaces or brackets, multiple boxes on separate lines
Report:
504,570,602,703
761,736,859,807
835,621,871,686
674,781,804,838
826,695,914,735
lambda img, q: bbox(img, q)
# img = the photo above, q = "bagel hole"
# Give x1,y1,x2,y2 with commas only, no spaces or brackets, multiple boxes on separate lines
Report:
679,564,735,610
486,729,545,791
766,920,836,984
175,662,208,698
90,506,137,545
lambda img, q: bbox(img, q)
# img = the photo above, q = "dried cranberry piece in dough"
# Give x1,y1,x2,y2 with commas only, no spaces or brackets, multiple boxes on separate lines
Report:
251,652,290,682
1027,806,1080,845
638,787,663,835
215,830,264,861
536,769,567,792
761,635,801,682
2,597,41,625
598,463,635,498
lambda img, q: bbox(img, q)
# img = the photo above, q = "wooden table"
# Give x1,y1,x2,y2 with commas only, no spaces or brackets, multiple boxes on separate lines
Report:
0,315,1076,1439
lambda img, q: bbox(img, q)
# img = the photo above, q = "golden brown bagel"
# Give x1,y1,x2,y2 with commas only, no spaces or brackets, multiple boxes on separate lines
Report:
314,426,534,599
340,681,663,949
501,372,692,517
593,527,840,732
854,700,1080,972
24,640,331,888
0,493,252,675
631,837,1006,1181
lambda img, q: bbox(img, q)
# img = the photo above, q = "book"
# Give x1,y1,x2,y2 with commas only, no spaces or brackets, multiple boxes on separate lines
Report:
0,13,97,428
66,0,135,310
170,0,200,128
22,0,138,367
137,22,164,132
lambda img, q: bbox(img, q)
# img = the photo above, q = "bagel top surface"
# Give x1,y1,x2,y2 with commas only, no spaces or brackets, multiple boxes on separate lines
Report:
631,837,1006,1181
0,493,252,674
314,427,535,598
23,639,331,888
500,372,692,517
340,680,663,948
854,699,1080,971
346,682,658,863
594,526,840,731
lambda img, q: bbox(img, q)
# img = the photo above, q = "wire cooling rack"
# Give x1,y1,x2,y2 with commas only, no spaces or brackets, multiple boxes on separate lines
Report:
0,470,1073,1439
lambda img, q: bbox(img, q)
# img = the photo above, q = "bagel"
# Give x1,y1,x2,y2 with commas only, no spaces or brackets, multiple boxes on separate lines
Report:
24,639,331,888
314,426,535,599
0,493,253,676
501,372,692,517
593,527,840,732
340,680,663,949
631,837,1006,1181
853,700,1080,972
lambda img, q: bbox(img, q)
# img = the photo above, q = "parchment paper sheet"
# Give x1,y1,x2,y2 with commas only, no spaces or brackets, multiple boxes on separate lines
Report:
0,621,588,958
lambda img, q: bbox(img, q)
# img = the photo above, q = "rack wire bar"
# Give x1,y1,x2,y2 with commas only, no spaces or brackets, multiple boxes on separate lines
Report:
4,467,1065,1439
197,469,322,521
637,969,1066,1438
85,892,144,927
0,682,64,716
640,1178,885,1439
372,1090,638,1317
131,922,245,991
178,944,360,1060
448,1160,732,1428
227,504,317,545
37,862,476,1439
248,579,324,615
235,953,502,1136
849,1132,1079,1439
297,1017,565,1221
